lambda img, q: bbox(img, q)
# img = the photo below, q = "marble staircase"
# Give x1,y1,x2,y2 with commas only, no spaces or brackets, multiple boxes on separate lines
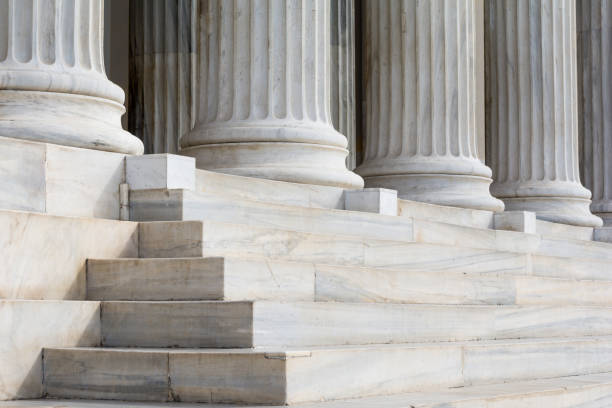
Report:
32,170,612,406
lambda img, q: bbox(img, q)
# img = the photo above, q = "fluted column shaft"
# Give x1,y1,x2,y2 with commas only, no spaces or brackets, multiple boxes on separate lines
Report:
330,0,357,170
577,0,612,225
485,0,601,227
129,0,198,154
0,0,143,154
357,0,502,211
181,0,363,189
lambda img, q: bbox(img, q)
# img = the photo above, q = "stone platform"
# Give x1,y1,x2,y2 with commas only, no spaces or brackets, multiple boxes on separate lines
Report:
4,138,612,406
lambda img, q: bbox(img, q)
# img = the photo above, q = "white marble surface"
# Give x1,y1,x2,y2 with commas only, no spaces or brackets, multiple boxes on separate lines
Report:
398,198,495,229
181,0,362,189
96,300,612,348
45,145,126,220
131,189,413,241
87,256,314,302
494,211,537,234
0,210,138,300
357,0,502,212
196,168,346,210
0,137,46,213
0,136,129,220
7,372,612,407
344,188,398,216
126,154,195,191
0,300,100,400
0,1,143,154
44,337,612,404
485,0,601,227
138,219,531,275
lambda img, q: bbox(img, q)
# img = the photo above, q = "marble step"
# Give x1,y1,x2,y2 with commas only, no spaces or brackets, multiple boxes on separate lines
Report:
136,190,547,254
99,301,612,348
43,336,612,404
197,169,499,231
532,254,612,281
138,218,612,267
137,220,531,273
195,168,346,210
8,372,612,407
130,189,415,242
87,257,612,306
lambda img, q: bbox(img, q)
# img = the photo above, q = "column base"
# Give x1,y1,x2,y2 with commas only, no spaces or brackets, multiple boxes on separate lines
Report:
361,173,504,212
180,142,364,189
0,91,143,155
356,156,504,211
501,197,603,228
492,181,603,227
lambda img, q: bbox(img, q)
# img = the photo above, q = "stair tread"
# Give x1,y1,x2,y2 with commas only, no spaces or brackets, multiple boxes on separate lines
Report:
14,372,612,407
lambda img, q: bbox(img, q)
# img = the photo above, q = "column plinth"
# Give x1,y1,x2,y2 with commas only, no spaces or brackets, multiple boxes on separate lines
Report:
356,0,503,211
485,0,601,227
181,0,363,189
0,0,143,154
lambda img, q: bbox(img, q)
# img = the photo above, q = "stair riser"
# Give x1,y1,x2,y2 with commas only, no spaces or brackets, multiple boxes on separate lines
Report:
100,302,612,348
87,258,315,302
43,339,612,404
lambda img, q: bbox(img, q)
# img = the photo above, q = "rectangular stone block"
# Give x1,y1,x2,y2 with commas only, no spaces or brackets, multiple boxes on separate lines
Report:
0,210,138,300
45,145,125,219
344,188,398,215
0,300,100,400
494,211,537,234
126,154,195,191
44,348,168,402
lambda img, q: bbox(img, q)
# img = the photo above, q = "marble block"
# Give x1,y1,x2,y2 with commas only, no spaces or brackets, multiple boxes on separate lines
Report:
126,154,195,191
0,210,138,300
494,212,537,234
344,188,398,216
0,300,100,400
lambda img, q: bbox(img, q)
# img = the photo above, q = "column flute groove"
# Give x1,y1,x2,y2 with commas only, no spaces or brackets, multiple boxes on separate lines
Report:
181,0,362,188
577,0,612,225
357,0,502,211
0,0,142,154
485,0,601,227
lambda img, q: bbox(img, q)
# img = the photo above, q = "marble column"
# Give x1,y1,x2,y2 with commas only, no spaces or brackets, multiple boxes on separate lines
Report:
331,0,357,170
577,0,612,226
485,0,601,227
129,0,198,154
356,0,503,211
180,0,363,189
0,0,143,155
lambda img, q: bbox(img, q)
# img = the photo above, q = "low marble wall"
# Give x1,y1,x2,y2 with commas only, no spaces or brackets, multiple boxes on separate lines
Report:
0,136,127,220
0,300,101,400
0,210,138,300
